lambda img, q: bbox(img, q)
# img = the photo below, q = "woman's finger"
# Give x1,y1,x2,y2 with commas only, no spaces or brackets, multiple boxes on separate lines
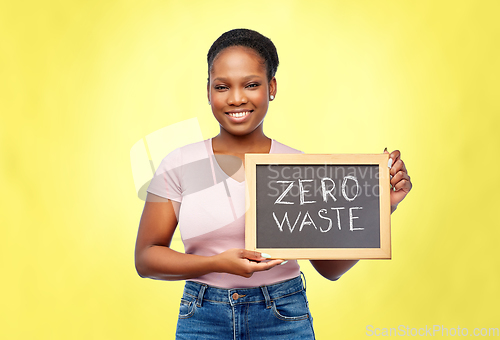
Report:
391,171,411,187
388,150,401,169
240,249,270,261
394,177,412,192
390,158,407,177
248,259,284,272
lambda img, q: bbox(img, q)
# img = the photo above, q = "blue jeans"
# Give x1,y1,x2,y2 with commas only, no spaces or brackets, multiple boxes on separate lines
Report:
175,275,315,340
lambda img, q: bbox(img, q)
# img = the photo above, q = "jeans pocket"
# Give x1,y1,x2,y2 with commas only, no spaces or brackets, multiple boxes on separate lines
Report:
178,297,196,319
271,292,310,322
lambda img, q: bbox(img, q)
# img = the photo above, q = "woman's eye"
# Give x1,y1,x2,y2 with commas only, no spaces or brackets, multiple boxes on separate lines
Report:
247,83,259,88
214,85,228,90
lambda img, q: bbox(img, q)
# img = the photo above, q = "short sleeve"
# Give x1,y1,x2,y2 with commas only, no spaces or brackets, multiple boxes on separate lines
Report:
146,148,183,202
271,140,304,154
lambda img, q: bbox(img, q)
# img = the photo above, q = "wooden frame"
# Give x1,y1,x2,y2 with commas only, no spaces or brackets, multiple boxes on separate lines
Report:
245,154,391,259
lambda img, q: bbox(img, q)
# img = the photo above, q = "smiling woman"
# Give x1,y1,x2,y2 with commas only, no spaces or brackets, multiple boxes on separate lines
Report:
134,28,411,339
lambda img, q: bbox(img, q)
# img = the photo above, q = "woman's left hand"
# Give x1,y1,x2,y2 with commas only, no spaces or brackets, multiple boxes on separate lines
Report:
385,149,412,212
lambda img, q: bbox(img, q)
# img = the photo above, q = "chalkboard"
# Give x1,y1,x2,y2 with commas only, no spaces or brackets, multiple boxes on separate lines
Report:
245,154,391,259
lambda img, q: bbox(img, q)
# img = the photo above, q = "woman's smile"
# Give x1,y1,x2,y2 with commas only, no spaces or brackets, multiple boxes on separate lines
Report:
226,109,253,121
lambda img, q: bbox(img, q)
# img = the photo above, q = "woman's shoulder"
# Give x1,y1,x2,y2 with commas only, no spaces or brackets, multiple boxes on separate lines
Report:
177,139,211,156
157,139,211,169
271,140,304,154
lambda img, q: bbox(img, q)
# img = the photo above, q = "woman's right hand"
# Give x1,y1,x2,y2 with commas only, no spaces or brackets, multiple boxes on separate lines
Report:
212,249,285,278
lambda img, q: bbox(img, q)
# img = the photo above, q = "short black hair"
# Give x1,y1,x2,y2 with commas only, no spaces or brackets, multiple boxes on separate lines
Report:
207,28,279,82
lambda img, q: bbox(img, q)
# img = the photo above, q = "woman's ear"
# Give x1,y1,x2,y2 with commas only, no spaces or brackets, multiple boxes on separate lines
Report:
269,77,277,99
207,82,211,105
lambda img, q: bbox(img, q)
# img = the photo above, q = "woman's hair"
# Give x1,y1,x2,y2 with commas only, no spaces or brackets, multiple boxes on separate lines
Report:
207,28,279,82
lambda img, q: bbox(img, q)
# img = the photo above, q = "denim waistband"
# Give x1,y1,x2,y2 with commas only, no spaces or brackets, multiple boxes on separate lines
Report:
183,275,305,308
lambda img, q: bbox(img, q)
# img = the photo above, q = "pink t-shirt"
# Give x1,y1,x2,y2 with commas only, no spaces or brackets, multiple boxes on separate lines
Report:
147,138,302,288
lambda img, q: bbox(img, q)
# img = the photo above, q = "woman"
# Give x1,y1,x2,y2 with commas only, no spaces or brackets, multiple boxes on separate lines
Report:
135,29,412,339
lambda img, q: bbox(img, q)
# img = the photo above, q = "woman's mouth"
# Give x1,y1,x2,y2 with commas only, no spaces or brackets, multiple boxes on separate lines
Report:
227,110,252,118
225,110,253,122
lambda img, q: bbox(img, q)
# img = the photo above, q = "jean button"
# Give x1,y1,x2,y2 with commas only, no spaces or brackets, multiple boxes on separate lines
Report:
232,293,239,300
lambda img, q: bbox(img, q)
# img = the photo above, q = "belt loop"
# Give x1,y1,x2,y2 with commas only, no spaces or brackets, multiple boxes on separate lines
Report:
300,271,307,292
260,285,272,309
196,284,207,307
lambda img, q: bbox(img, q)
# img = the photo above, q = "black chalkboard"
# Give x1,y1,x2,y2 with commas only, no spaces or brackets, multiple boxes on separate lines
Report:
245,154,391,259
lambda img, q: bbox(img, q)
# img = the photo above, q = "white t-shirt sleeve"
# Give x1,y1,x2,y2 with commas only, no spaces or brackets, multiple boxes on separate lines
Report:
146,148,183,202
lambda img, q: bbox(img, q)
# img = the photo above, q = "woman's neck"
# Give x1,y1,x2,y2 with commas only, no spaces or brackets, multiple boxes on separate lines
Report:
212,128,271,155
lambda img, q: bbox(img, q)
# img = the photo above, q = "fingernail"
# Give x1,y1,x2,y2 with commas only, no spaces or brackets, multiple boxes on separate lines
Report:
280,260,288,265
261,253,271,258
387,158,393,168
384,147,387,152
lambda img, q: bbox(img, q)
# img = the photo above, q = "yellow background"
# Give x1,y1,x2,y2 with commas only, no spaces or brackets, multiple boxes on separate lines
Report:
1,1,499,339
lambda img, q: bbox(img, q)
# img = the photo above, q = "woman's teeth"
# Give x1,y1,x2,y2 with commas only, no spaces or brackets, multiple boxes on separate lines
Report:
227,111,251,118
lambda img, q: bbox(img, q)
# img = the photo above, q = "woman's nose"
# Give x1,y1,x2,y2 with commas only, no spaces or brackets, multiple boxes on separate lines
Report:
227,89,248,105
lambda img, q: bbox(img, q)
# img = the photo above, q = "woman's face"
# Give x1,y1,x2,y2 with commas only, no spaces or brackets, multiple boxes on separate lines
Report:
208,46,276,137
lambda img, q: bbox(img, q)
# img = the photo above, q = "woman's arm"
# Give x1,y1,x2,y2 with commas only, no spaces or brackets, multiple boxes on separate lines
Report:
134,194,285,281
310,149,412,281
